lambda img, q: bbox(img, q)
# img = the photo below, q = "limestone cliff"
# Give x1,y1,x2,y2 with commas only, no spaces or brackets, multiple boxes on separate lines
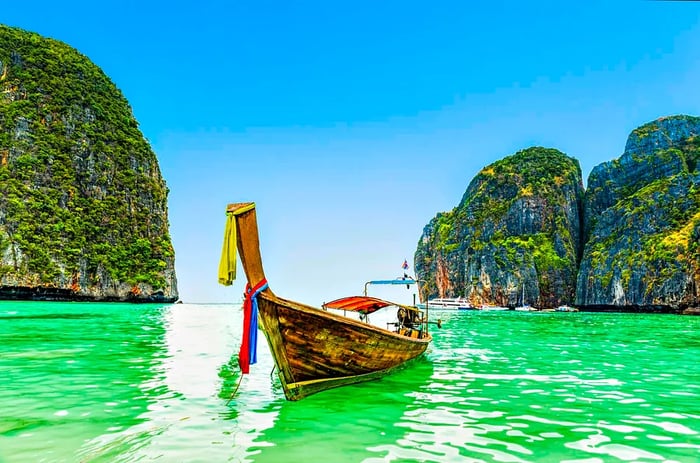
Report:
576,116,700,310
415,147,584,308
584,115,699,240
416,116,699,312
0,25,178,302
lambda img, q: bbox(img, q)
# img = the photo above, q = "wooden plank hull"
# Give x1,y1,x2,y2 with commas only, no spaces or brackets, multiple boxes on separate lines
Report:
257,293,431,401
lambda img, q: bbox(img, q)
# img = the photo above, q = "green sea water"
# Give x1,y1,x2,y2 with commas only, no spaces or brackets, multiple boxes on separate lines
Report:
1,302,699,463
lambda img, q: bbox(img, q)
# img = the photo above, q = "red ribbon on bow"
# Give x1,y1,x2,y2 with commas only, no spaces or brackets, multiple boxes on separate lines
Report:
239,278,268,374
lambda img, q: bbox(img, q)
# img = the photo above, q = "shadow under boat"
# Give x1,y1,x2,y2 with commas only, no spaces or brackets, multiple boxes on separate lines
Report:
219,202,440,401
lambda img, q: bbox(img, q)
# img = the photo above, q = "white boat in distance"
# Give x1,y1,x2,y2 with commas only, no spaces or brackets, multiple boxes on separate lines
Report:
417,297,475,310
514,283,537,311
481,305,510,311
514,305,538,312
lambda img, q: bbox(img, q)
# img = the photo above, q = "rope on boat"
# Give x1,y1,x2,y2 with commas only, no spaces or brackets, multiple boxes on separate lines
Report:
226,374,244,405
228,278,268,405
225,356,277,405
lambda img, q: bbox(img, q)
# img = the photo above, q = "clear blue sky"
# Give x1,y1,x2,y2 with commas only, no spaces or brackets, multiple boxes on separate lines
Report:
4,1,700,304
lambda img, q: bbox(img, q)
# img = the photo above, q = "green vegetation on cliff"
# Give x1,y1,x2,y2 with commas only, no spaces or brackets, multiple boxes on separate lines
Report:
416,147,583,307
578,119,700,308
0,25,176,298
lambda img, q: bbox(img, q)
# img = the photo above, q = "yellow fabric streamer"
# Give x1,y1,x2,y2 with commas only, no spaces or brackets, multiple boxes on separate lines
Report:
218,212,237,286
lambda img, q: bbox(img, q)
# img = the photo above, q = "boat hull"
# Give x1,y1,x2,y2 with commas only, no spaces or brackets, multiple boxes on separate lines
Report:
257,293,431,400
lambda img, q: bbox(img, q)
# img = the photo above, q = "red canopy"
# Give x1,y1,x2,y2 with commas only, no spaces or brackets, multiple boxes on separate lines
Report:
322,296,416,315
323,296,392,314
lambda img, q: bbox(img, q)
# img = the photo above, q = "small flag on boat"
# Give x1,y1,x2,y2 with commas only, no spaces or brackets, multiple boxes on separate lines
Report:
402,260,409,270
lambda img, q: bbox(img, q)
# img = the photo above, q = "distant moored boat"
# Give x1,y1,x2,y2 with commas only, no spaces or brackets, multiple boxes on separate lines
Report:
416,297,476,310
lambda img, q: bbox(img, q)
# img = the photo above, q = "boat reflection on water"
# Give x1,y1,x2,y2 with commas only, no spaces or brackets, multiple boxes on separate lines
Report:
243,357,435,463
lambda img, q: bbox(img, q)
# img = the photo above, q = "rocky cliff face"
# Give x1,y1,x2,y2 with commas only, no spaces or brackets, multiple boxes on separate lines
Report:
0,26,178,302
415,147,584,308
584,115,699,240
416,116,699,312
576,116,700,310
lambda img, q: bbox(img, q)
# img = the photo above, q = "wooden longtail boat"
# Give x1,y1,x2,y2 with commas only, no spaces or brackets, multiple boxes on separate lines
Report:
220,202,434,401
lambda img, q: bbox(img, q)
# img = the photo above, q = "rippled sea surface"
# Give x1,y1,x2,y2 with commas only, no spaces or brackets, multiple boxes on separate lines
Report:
1,302,699,462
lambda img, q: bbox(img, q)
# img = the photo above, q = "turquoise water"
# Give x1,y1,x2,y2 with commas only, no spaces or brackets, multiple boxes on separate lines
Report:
1,302,699,462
